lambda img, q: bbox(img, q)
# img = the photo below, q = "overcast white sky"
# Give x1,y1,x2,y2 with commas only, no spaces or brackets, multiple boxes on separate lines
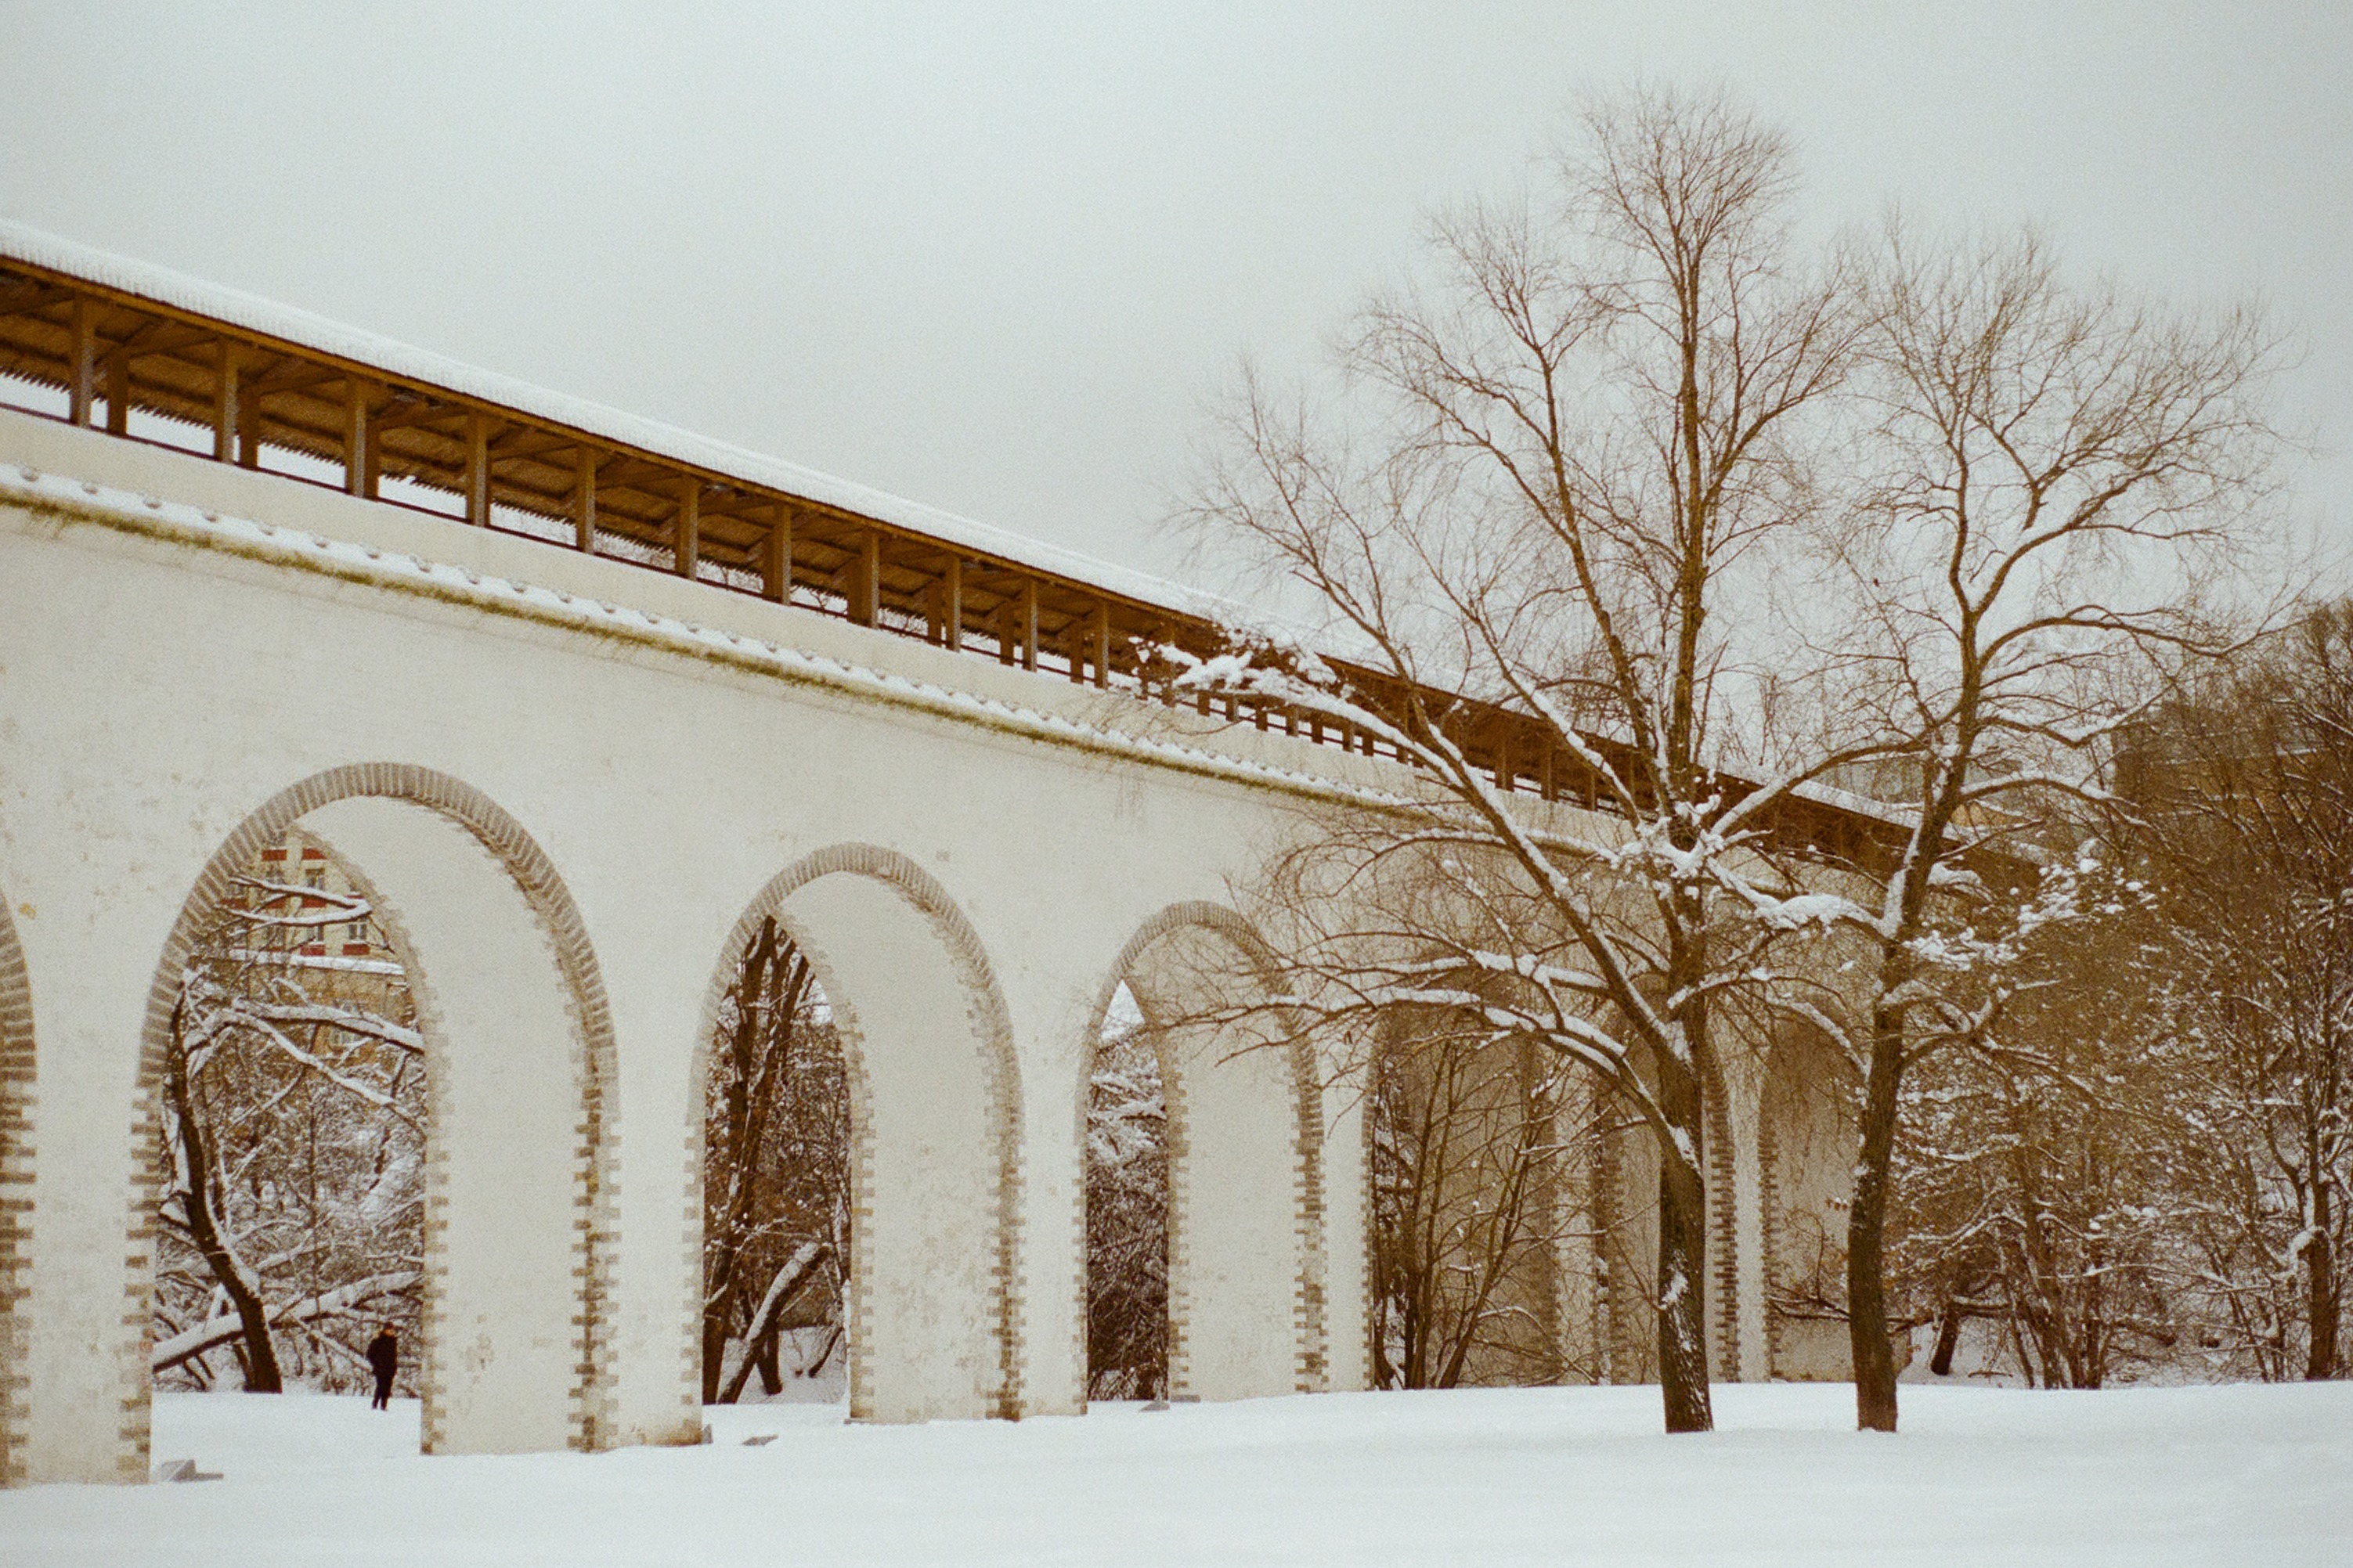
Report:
2,2,2345,588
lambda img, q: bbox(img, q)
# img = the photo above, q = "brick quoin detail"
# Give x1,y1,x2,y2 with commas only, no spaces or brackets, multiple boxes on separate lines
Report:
0,900,33,1486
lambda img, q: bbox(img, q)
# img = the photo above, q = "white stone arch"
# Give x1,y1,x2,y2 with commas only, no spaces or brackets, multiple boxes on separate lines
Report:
0,896,31,1487
1082,901,1326,1401
693,844,1021,1424
1759,1026,1858,1381
131,763,617,1461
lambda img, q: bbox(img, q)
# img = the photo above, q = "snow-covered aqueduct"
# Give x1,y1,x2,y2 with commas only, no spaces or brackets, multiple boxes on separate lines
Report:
0,225,1867,1484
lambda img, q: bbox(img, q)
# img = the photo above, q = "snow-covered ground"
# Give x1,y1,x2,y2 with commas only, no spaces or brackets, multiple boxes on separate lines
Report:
3,1382,2347,1566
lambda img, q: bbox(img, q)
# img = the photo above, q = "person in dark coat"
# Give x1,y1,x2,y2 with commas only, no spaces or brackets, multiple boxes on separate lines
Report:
366,1325,399,1411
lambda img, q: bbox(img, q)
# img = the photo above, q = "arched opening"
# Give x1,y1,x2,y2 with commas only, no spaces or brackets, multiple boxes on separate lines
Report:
1763,1030,1856,1381
150,827,427,1408
134,766,612,1461
0,896,32,1487
1092,905,1320,1404
697,846,1017,1425
1085,981,1168,1400
701,916,850,1408
1366,1007,1590,1390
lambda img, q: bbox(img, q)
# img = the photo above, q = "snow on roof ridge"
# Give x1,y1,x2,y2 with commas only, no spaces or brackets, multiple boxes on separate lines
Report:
0,217,1245,622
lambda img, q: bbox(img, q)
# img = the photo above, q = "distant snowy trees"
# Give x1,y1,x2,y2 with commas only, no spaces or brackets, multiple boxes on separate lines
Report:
2132,611,2353,1382
1085,1018,1169,1400
702,917,850,1404
1882,608,2353,1388
154,849,424,1395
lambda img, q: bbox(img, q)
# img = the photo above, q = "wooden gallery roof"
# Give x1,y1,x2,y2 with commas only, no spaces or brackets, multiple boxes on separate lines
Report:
0,229,1903,871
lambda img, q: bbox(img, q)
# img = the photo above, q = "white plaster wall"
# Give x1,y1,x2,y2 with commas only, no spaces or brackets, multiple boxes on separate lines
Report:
1128,925,1312,1403
0,410,1377,1479
1764,1036,1857,1382
781,870,1006,1424
1318,1080,1370,1393
305,798,588,1455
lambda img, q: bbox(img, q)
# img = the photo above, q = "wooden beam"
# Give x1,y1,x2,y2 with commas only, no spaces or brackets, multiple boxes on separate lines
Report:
760,506,792,602
67,297,94,427
1540,744,1557,802
212,344,240,463
485,428,577,463
574,449,597,550
345,380,371,497
247,362,342,398
1090,603,1110,689
464,413,490,525
0,279,70,322
114,318,211,358
363,397,455,436
674,477,700,577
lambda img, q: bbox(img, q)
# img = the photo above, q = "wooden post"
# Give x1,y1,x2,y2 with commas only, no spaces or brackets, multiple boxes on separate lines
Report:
464,413,490,525
1540,745,1557,802
574,450,597,550
846,529,879,625
1089,603,1110,689
345,380,371,498
999,579,1038,668
940,556,963,647
236,376,262,469
67,297,94,427
760,506,792,601
211,344,240,463
105,345,129,434
1496,729,1515,792
674,478,701,578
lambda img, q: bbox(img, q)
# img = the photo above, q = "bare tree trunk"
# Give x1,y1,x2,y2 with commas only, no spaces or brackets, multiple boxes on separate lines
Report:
1929,1299,1965,1377
719,1242,828,1404
167,1000,282,1394
2307,1180,2340,1380
1847,1012,1903,1432
703,919,781,1403
1655,1048,1713,1434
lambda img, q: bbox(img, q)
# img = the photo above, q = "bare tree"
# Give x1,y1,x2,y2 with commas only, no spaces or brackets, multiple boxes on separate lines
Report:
1370,1015,1606,1389
156,855,425,1394
1791,225,2282,1428
1181,87,1863,1433
702,917,851,1404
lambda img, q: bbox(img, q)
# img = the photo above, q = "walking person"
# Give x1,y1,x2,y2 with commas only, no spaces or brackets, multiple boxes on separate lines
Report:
366,1324,399,1411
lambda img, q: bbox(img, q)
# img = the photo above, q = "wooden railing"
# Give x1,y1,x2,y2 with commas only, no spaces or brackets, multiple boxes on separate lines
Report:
0,249,1898,870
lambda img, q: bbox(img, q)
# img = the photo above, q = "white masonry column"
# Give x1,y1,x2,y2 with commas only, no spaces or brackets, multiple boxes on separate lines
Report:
1719,1051,1771,1382
1317,1051,1372,1392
